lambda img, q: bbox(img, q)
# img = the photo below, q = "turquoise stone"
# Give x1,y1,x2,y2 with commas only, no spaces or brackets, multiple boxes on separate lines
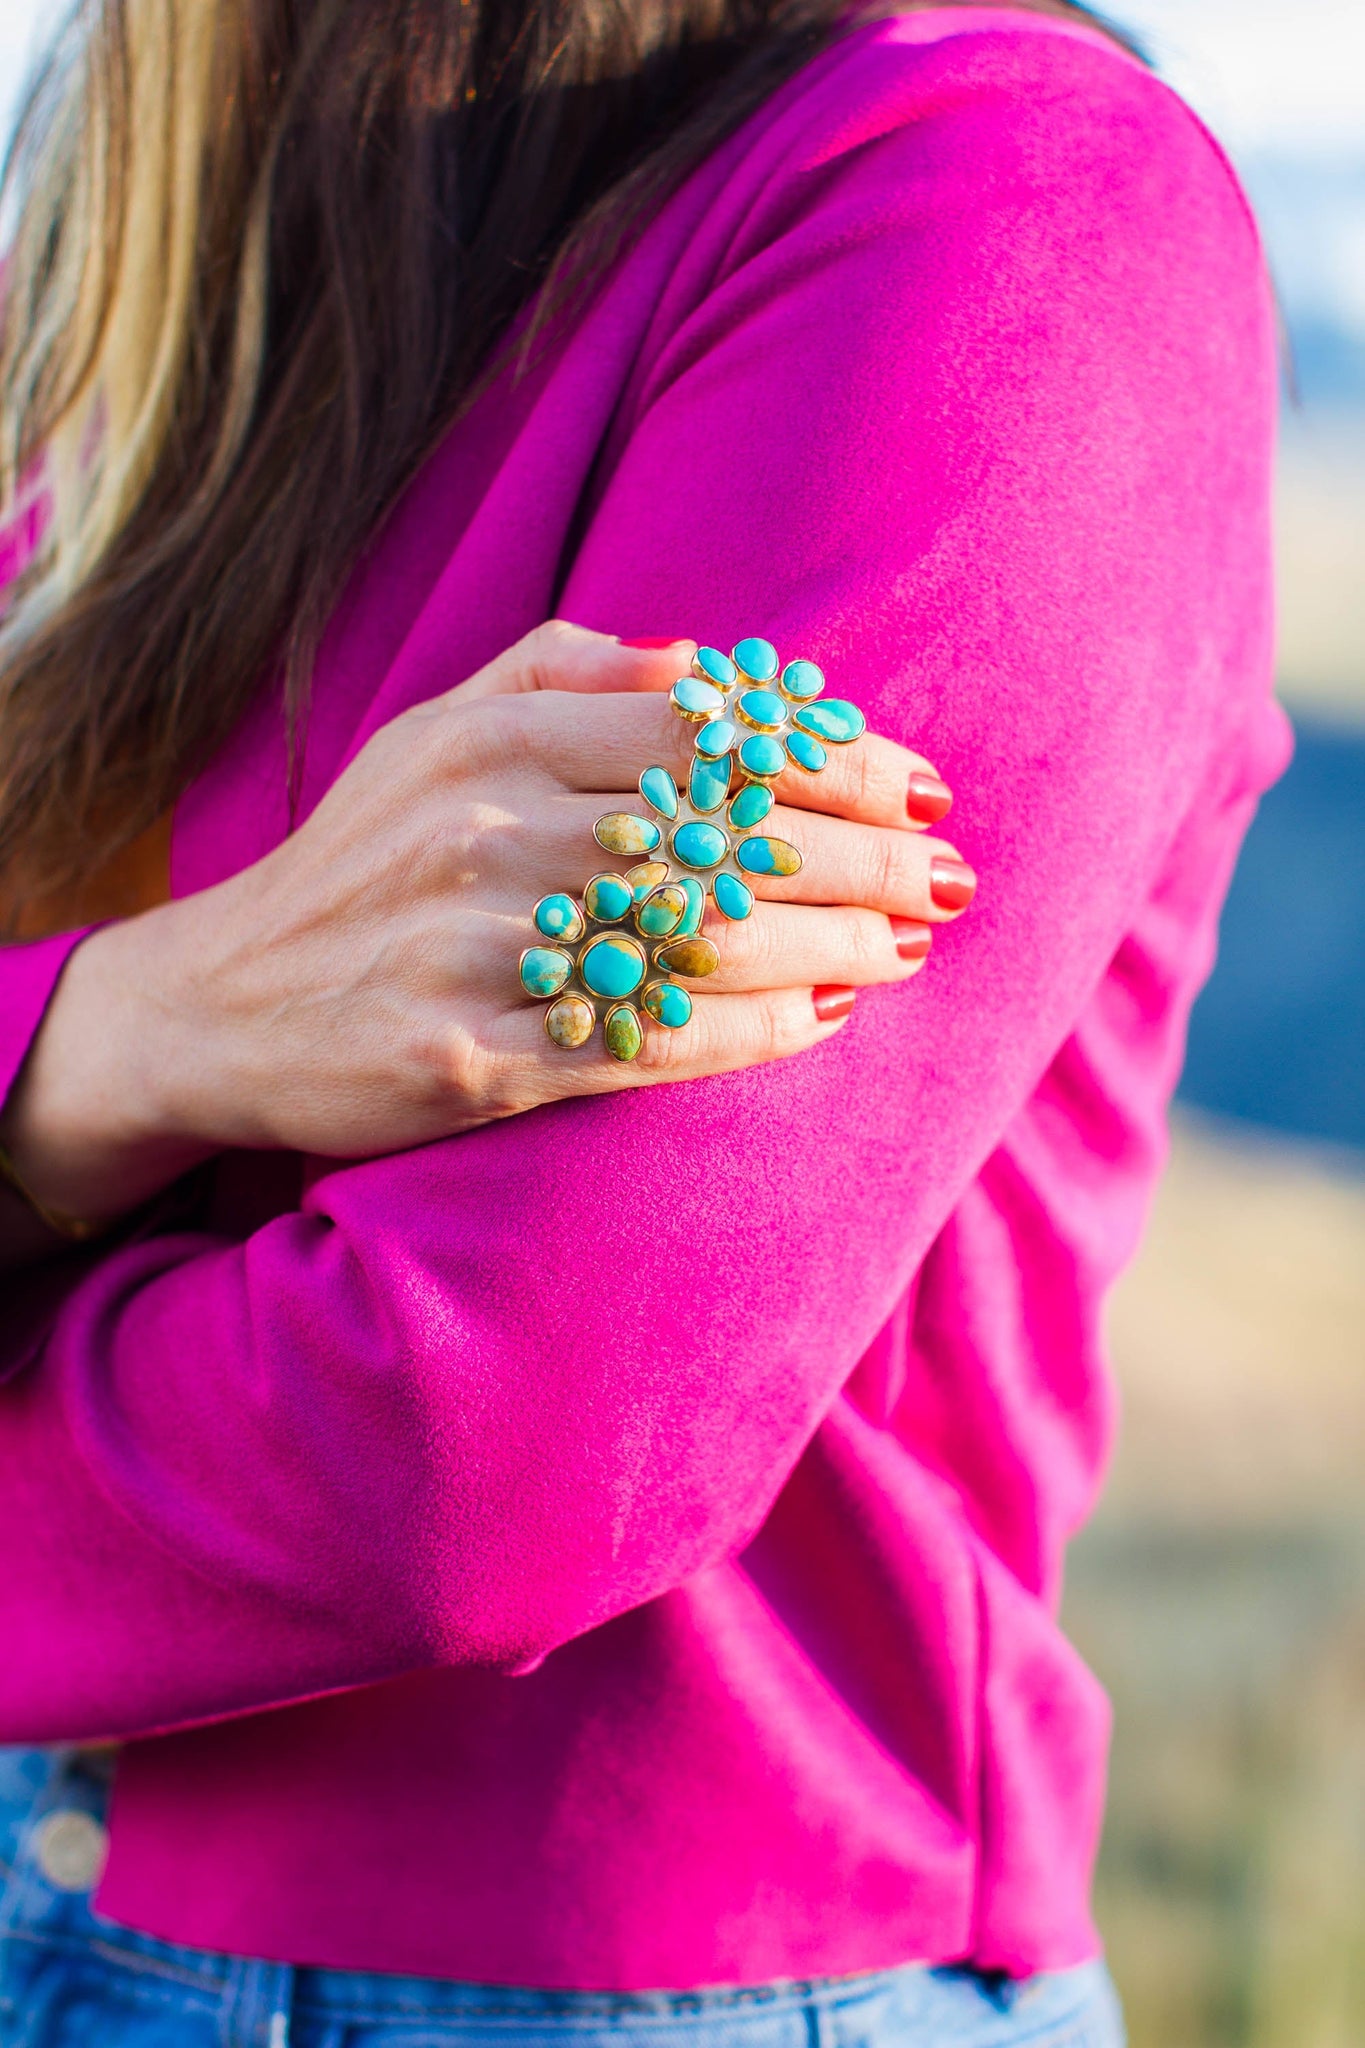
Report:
694,646,738,688
738,734,786,780
689,752,731,813
655,936,719,979
579,935,646,999
670,675,725,721
583,873,633,923
674,876,706,937
644,980,693,1029
784,729,827,774
780,658,824,702
732,637,779,683
594,812,661,856
727,783,773,829
519,947,572,998
794,698,866,744
604,1004,643,1063
737,689,787,733
736,835,802,877
635,883,687,940
533,893,584,942
671,821,728,870
545,995,594,1049
640,766,679,819
625,861,669,902
712,872,754,922
695,719,737,759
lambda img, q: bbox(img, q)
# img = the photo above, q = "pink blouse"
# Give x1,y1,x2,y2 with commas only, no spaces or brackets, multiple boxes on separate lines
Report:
0,8,1288,1988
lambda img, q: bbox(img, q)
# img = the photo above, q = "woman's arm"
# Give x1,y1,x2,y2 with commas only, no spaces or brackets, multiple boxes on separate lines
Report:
0,24,1276,1741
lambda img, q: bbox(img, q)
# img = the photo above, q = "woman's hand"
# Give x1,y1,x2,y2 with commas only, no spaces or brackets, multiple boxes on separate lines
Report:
1,624,974,1232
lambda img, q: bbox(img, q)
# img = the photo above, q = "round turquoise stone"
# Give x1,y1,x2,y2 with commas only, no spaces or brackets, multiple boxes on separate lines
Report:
670,675,726,720
713,872,754,922
694,646,738,688
639,766,679,819
645,981,693,1030
784,729,827,774
584,874,633,923
794,698,866,744
671,821,728,870
689,752,731,813
579,935,646,999
732,637,779,683
520,947,572,998
695,719,737,759
780,659,824,702
674,876,706,937
737,689,787,732
728,783,773,829
738,734,786,780
534,894,584,941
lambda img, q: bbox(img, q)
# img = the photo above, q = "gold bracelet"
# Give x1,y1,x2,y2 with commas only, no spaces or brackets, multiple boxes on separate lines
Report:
0,1138,102,1242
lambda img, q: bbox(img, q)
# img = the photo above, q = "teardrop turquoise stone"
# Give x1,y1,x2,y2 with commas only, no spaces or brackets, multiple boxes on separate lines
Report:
732,637,779,682
670,676,725,720
738,734,786,780
644,981,693,1029
694,646,738,688
736,835,802,877
737,689,787,732
579,935,647,999
533,893,584,942
728,783,773,829
640,766,679,819
794,698,866,744
695,719,737,759
689,752,731,813
671,821,728,870
712,873,754,922
784,729,827,774
584,873,633,923
519,947,573,998
675,876,706,937
780,659,824,702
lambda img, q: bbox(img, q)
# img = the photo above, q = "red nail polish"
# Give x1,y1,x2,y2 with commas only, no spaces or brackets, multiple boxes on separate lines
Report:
889,917,933,961
930,858,977,912
812,985,857,1022
906,773,953,825
620,636,687,649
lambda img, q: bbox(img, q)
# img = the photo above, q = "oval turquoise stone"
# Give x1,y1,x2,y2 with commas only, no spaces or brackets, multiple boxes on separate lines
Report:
675,875,706,937
695,719,737,759
583,873,633,923
533,893,584,942
737,689,787,732
671,821,728,870
738,734,786,780
644,981,693,1030
689,752,731,813
639,766,679,819
604,1004,643,1063
732,637,779,682
519,947,573,998
635,884,687,939
795,698,866,744
736,835,802,877
784,729,827,774
694,646,738,688
579,935,646,999
728,783,773,829
594,812,662,855
670,676,725,720
712,872,754,922
780,658,824,702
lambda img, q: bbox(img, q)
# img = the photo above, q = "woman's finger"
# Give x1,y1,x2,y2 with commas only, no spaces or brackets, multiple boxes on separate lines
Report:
696,901,932,992
446,620,695,701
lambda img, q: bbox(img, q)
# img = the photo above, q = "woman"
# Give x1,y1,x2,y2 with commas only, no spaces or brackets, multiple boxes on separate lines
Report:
0,0,1286,2041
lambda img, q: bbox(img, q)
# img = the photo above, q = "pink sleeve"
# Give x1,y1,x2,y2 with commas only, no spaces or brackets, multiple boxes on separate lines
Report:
0,32,1277,1741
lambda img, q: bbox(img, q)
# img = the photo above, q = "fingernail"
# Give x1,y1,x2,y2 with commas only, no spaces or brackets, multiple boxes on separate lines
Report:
889,917,933,961
929,858,977,912
620,635,688,649
813,985,857,1022
906,773,953,825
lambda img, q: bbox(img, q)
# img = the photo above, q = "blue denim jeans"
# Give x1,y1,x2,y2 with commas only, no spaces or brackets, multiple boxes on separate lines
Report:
0,1749,1124,2048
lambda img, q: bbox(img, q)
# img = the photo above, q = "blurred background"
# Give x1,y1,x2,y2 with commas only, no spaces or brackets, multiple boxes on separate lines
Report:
1,3,1361,2044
